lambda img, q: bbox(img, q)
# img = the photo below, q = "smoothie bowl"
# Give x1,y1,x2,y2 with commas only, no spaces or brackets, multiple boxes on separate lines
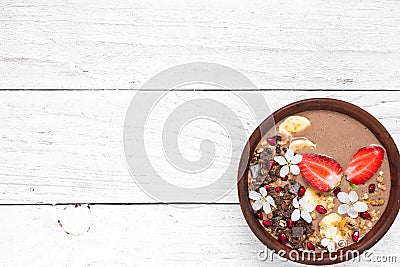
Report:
238,98,400,265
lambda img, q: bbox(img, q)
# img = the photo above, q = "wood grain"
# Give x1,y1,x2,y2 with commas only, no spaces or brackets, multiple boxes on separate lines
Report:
0,204,398,266
0,0,399,89
0,91,398,204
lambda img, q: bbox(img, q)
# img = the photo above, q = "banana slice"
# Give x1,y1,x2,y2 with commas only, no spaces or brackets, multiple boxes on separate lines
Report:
278,116,311,137
304,187,321,206
289,138,316,152
319,213,343,233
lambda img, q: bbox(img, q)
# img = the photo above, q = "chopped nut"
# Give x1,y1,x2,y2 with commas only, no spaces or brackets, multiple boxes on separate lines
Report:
311,211,316,220
377,175,384,183
367,222,373,228
379,171,384,176
278,220,287,228
370,198,385,206
345,217,358,229
359,220,366,229
362,193,369,200
377,183,386,191
277,178,282,185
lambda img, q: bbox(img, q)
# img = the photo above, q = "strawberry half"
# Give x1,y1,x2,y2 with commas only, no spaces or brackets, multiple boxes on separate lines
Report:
298,154,343,192
345,145,385,185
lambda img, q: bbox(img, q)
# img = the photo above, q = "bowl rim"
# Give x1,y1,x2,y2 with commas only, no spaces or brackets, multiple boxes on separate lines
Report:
237,98,400,265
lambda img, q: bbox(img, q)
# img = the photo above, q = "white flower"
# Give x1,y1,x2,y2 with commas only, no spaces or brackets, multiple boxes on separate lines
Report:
321,227,342,252
291,196,315,223
249,187,275,214
337,191,368,218
274,149,302,178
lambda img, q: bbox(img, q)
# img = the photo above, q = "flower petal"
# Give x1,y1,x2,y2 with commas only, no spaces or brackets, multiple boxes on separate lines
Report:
301,211,312,223
249,191,261,201
285,149,294,162
290,164,300,175
325,227,337,238
291,154,303,164
338,204,349,215
280,165,289,177
321,238,329,247
291,209,301,221
266,195,275,206
299,196,307,206
327,242,336,252
354,201,368,212
303,201,316,212
292,197,300,208
259,187,268,197
263,202,272,214
349,191,359,203
274,156,287,166
337,192,350,204
348,207,358,218
252,199,263,211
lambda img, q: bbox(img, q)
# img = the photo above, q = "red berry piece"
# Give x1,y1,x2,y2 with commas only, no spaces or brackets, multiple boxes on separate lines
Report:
352,231,359,242
298,154,343,192
298,186,306,197
266,160,276,170
360,211,372,220
333,187,341,196
256,210,263,220
368,184,376,193
264,185,271,191
275,186,283,193
262,219,273,227
278,233,288,244
267,137,277,146
282,175,288,181
316,205,327,214
306,242,315,251
345,145,385,185
287,219,294,229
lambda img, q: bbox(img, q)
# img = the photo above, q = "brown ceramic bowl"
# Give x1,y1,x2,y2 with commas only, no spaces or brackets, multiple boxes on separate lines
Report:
238,98,400,265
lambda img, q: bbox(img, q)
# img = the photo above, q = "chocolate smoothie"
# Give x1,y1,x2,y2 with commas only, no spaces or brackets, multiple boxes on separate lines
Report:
248,110,390,253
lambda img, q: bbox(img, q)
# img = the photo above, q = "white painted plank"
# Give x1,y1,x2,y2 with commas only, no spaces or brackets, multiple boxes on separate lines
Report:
0,91,398,204
0,204,398,266
0,0,399,89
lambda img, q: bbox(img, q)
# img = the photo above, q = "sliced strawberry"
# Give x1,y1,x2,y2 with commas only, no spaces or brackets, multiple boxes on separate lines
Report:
345,145,385,185
298,154,343,192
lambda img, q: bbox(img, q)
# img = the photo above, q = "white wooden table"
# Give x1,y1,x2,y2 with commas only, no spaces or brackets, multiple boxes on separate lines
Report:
0,0,399,266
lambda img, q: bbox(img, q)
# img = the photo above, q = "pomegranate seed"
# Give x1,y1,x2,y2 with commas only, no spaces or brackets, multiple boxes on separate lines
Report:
333,187,341,196
368,184,376,193
352,231,359,242
316,205,327,214
287,219,294,229
360,211,372,220
278,233,288,244
282,175,288,181
306,242,315,250
266,160,276,170
264,185,271,191
256,210,263,220
298,186,306,197
267,137,277,146
262,219,273,227
275,186,283,193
